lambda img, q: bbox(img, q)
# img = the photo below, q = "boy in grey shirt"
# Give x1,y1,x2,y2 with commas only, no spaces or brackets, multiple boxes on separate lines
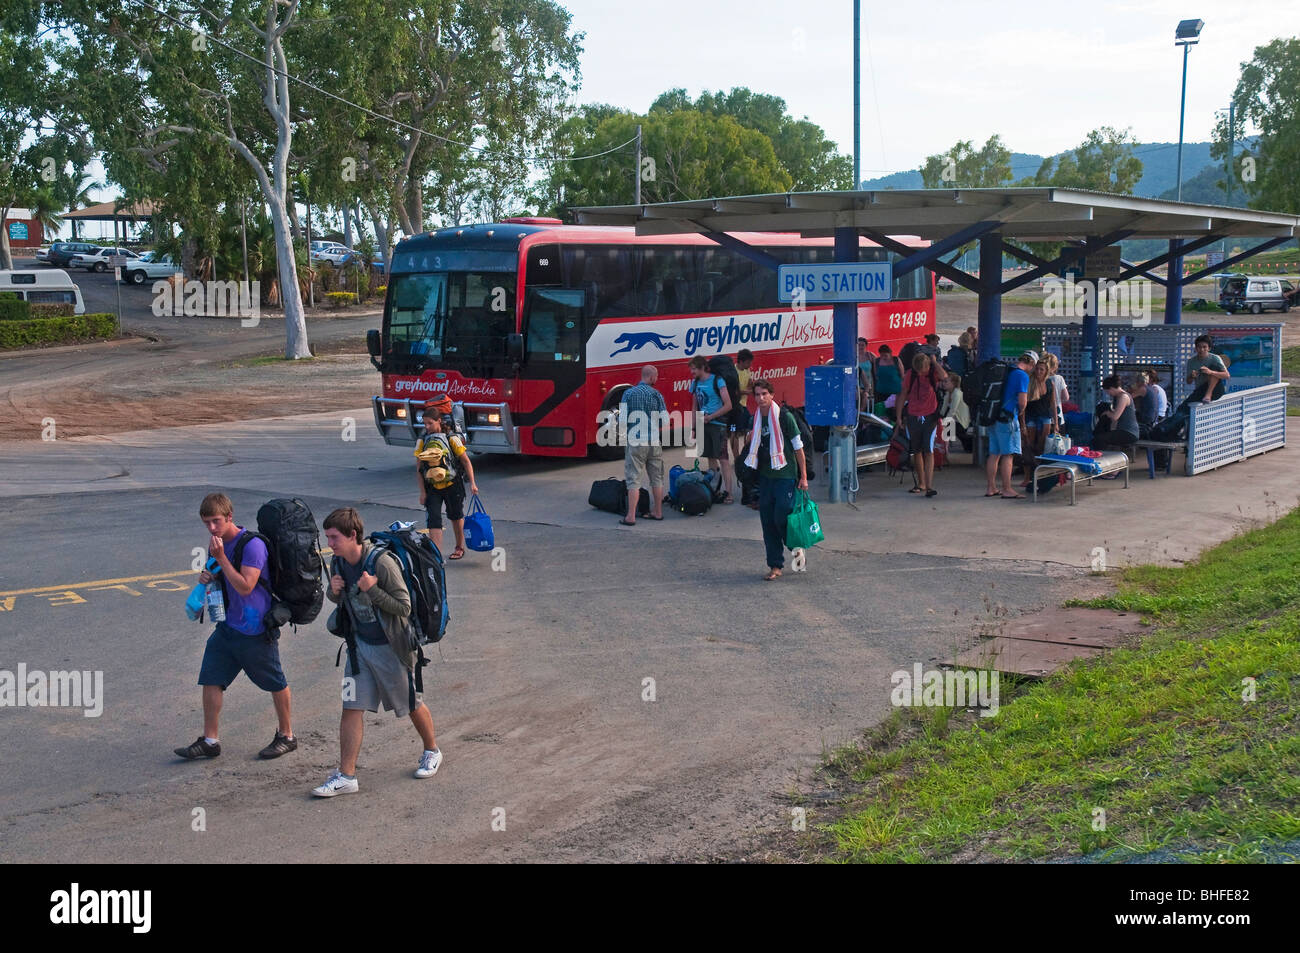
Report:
313,507,442,797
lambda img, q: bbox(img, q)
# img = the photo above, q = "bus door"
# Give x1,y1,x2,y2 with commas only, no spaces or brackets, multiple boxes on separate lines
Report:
521,285,588,451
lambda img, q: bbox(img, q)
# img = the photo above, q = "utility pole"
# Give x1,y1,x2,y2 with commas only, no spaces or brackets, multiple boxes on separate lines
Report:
634,123,643,205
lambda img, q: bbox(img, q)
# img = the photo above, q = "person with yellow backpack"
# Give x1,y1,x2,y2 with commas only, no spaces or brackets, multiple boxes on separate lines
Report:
414,396,479,560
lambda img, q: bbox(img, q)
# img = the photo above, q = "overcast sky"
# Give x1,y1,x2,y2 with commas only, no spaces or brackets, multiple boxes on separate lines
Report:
70,0,1291,235
562,0,1292,175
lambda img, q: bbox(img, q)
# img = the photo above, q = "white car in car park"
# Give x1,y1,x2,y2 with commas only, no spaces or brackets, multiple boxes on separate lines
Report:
120,251,181,285
310,241,348,263
315,243,353,265
70,246,139,273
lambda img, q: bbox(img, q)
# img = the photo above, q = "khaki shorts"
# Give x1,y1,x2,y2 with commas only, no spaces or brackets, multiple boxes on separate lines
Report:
344,639,420,718
624,443,665,489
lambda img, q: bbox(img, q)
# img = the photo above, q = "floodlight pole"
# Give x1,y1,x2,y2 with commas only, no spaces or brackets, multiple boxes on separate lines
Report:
1176,42,1191,202
1166,41,1195,325
853,0,861,187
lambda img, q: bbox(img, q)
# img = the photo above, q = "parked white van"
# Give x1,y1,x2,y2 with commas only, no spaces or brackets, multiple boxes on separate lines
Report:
1219,275,1294,314
0,269,86,314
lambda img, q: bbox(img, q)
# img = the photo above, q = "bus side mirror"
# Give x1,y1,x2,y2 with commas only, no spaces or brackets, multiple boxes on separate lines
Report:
506,332,524,364
366,328,382,370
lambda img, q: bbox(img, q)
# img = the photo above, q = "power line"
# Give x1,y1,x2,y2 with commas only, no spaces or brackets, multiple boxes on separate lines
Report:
114,0,636,166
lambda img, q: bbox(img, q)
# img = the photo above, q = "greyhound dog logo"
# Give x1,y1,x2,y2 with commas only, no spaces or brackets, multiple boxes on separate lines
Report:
609,331,678,357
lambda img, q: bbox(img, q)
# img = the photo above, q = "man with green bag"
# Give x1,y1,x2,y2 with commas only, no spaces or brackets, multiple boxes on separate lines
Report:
741,379,809,581
786,489,824,552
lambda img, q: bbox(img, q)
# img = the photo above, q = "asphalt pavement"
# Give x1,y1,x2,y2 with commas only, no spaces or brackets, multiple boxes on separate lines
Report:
0,415,1084,862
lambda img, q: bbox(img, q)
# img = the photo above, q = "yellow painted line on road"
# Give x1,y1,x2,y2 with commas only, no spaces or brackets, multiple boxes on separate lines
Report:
0,571,191,598
1,548,339,598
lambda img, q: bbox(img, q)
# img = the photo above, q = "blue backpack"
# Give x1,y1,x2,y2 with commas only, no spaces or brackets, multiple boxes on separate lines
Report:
365,526,449,646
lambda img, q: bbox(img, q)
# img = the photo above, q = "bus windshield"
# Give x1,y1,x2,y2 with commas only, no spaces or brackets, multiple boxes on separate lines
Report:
385,271,516,372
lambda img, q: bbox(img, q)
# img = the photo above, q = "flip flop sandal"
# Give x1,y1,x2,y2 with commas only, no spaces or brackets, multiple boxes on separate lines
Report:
646,514,664,520
763,569,782,581
449,547,467,558
617,519,636,526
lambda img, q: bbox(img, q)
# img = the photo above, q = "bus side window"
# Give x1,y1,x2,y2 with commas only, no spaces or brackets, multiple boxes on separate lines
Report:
525,288,584,361
527,244,561,286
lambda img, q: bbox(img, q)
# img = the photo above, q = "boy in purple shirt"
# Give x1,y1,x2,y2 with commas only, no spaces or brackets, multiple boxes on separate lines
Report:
175,492,296,761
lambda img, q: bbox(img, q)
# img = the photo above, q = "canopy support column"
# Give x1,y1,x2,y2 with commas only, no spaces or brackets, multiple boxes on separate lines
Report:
1164,239,1184,325
828,226,858,503
976,233,1002,363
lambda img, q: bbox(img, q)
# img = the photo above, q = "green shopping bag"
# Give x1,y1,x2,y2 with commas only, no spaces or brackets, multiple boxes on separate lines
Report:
785,490,825,550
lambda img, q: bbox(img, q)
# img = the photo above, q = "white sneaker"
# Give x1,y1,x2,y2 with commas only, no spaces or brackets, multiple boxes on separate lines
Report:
415,748,443,778
312,771,359,797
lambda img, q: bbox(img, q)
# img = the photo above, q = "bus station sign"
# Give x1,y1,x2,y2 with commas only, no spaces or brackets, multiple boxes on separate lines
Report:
777,262,893,304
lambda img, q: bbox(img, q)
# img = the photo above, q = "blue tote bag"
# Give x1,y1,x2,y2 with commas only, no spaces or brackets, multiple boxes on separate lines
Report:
463,494,495,552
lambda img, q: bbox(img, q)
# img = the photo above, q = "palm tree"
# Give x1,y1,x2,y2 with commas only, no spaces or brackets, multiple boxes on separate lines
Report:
65,177,102,241
29,186,64,242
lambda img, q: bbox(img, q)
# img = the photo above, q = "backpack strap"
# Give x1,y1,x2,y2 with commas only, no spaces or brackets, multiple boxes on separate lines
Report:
220,530,272,604
330,552,361,675
229,530,275,593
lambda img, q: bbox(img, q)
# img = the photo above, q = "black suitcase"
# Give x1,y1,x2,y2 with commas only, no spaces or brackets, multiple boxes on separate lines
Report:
588,478,627,514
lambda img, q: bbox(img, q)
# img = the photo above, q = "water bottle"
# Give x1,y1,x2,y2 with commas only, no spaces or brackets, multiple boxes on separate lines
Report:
205,579,226,622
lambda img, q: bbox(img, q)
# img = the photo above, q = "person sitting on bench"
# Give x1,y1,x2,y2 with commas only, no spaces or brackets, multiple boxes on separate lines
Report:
1128,375,1157,439
1182,335,1230,408
1092,374,1139,452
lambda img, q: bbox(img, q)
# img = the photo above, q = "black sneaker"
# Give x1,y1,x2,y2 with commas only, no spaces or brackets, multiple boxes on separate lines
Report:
175,736,221,759
258,731,297,759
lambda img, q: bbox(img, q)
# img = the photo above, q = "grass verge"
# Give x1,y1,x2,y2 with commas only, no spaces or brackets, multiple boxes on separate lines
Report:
811,508,1300,863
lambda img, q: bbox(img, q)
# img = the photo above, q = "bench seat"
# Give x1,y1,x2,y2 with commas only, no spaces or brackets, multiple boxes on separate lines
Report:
1132,439,1186,479
1032,451,1130,504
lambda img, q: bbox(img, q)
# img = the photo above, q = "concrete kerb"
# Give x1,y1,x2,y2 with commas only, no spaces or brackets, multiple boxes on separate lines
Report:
0,408,1293,571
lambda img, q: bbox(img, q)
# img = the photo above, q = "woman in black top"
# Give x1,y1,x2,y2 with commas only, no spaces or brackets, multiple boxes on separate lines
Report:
1092,374,1139,451
1019,359,1058,480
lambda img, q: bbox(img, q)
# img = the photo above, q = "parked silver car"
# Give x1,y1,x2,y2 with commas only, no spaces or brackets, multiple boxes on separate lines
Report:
120,251,182,285
70,246,139,273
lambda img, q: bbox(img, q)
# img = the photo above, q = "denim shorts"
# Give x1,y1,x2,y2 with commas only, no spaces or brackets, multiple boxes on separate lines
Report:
987,419,1021,456
1026,416,1053,430
198,622,287,693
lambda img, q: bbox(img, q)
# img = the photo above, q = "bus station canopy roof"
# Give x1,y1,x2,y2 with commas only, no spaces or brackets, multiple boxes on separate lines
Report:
574,187,1300,243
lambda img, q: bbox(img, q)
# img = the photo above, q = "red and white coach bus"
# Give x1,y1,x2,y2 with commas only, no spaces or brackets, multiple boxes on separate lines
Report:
367,218,935,457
